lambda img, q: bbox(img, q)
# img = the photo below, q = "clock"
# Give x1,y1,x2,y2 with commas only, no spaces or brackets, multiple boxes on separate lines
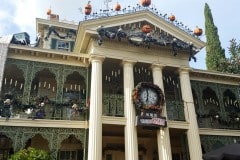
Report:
132,82,164,111
140,87,159,106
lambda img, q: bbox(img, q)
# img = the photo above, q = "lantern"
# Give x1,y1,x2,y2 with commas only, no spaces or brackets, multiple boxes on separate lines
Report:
140,0,151,7
194,26,203,36
142,25,152,33
169,14,175,21
84,1,92,15
115,3,121,11
47,9,52,15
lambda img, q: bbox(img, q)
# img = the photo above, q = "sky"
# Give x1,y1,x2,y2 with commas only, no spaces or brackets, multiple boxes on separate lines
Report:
0,0,240,70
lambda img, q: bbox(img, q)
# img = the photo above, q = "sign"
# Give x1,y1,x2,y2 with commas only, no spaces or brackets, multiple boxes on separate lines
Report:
136,110,167,129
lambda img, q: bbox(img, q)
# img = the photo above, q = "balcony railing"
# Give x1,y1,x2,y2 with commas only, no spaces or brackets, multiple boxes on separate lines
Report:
0,102,88,121
166,100,185,121
103,94,124,117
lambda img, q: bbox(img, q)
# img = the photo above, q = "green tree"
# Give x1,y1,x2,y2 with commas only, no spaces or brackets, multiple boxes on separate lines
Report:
204,3,226,71
9,147,52,160
221,39,240,74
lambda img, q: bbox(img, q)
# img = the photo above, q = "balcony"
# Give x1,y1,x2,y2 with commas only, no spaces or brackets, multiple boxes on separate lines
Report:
103,94,124,117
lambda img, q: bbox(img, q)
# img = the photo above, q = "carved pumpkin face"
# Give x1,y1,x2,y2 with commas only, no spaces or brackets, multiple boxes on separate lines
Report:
84,2,92,15
142,25,152,33
140,0,151,7
169,15,175,21
47,9,52,15
115,3,121,11
194,27,203,36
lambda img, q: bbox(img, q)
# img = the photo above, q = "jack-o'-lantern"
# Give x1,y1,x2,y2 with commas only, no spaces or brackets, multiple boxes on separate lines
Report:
194,26,203,36
47,9,52,15
169,14,175,21
84,1,92,15
115,3,121,11
142,25,152,33
140,0,151,7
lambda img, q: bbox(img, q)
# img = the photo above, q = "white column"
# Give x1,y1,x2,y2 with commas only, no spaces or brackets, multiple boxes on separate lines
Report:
152,64,172,160
87,55,105,160
179,67,202,160
123,59,138,160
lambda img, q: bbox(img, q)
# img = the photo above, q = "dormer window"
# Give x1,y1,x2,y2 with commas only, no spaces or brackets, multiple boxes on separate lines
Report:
51,38,75,52
57,40,70,51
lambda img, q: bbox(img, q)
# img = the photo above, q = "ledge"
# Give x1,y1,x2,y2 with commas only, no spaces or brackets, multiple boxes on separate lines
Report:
0,118,89,129
102,116,126,125
199,128,240,137
167,120,189,129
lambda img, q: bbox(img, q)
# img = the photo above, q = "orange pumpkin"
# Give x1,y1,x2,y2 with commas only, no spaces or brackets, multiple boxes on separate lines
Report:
169,14,175,21
194,26,203,36
47,9,52,15
140,0,151,7
84,1,92,15
142,25,152,33
115,3,121,11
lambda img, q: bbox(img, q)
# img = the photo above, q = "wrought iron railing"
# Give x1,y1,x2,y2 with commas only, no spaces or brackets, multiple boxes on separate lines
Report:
0,101,88,121
103,94,124,117
166,100,185,121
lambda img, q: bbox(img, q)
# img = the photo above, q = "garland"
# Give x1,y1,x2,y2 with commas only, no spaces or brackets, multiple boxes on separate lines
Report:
132,82,165,111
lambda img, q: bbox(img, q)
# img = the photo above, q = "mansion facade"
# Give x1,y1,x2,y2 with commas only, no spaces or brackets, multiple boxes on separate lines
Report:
0,5,240,160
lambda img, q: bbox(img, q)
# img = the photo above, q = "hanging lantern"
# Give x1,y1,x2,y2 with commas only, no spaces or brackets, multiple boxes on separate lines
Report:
194,26,203,36
140,0,151,7
84,1,92,15
169,14,175,21
142,24,152,33
46,8,52,15
114,2,121,11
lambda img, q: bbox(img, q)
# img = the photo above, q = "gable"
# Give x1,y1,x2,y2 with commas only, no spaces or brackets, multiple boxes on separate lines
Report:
74,10,205,59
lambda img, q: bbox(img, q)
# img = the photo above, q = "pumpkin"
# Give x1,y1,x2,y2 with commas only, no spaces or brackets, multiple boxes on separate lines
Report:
46,9,52,15
142,25,152,33
194,26,203,36
169,14,175,21
115,3,121,11
140,0,151,7
84,1,92,15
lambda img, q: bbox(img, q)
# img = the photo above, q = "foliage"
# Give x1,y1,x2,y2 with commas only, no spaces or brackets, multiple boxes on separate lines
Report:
204,3,226,71
9,147,52,160
219,39,240,74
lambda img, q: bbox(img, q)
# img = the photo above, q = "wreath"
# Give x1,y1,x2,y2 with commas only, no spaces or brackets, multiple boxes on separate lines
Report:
132,82,165,111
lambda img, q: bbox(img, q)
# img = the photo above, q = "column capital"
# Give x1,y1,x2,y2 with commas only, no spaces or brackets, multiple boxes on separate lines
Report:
151,63,166,70
178,67,193,74
89,54,105,63
122,58,137,65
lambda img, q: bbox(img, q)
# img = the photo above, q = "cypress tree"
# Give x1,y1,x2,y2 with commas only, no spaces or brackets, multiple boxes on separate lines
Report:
204,3,226,71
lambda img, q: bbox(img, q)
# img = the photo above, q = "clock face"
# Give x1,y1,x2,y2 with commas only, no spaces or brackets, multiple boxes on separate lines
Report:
140,87,159,106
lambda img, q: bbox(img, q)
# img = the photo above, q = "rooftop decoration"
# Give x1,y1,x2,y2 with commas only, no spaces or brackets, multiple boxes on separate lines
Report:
169,14,175,21
81,4,203,39
84,1,92,15
140,0,151,7
114,2,121,11
96,24,198,62
194,26,203,36
46,8,52,15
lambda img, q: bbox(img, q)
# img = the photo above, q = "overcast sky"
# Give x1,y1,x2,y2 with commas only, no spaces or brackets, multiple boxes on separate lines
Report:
1,0,240,70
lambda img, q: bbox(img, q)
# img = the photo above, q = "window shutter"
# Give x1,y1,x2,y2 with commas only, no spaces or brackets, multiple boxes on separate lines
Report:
51,38,57,49
70,41,75,52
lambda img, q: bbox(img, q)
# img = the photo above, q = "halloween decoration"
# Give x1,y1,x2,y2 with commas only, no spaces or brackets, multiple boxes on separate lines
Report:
194,26,203,36
140,0,151,7
46,8,52,15
142,25,152,33
114,3,121,11
169,14,175,21
84,1,92,15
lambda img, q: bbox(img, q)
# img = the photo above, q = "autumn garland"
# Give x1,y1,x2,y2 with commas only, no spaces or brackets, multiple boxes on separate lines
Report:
132,82,165,111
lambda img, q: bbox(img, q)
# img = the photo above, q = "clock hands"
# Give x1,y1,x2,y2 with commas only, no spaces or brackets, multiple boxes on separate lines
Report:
146,88,149,103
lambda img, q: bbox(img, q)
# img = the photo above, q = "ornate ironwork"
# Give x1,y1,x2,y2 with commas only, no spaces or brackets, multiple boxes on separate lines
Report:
103,93,124,116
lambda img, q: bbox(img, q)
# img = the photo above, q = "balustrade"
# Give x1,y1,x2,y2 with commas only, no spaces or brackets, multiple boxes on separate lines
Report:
103,94,124,117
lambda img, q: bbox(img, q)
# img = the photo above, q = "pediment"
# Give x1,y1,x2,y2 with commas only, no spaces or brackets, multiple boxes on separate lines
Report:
75,10,205,61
